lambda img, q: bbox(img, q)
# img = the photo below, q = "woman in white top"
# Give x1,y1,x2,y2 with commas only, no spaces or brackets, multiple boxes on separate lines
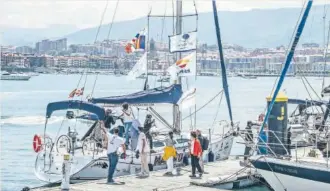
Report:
119,103,134,146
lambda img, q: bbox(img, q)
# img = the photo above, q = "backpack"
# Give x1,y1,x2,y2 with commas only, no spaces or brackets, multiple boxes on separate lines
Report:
202,136,209,151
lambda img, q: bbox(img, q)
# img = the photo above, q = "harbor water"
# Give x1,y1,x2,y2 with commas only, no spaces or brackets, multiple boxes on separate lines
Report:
1,74,326,191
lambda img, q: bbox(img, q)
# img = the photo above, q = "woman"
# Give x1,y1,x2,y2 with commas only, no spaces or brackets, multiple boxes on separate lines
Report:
189,131,203,178
162,131,176,176
119,103,134,146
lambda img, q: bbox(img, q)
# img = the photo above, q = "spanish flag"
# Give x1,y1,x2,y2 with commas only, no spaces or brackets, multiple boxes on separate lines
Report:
68,88,77,98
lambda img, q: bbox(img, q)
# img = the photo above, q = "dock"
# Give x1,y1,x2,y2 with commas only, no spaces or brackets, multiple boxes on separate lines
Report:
32,159,260,191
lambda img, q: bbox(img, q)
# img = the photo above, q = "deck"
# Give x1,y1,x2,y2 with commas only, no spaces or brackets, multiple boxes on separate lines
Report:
32,159,256,191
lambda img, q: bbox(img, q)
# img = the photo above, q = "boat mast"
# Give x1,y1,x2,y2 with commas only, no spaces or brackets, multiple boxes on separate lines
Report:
212,0,234,126
259,0,313,134
172,0,182,133
176,0,183,84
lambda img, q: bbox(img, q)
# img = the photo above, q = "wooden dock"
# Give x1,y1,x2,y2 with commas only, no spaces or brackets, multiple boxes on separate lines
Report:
32,159,256,191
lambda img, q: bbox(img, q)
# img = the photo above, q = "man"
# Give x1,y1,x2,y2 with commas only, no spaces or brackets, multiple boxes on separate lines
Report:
189,131,203,178
119,103,134,146
104,109,116,132
102,126,126,184
196,130,204,172
243,121,254,163
162,131,176,176
144,114,155,152
136,126,150,177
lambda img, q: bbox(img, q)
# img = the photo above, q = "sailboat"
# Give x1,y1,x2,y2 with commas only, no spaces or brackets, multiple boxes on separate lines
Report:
249,1,330,190
33,0,237,184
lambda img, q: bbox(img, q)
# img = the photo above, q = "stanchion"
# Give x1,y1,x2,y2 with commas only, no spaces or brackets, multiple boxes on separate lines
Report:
61,154,71,191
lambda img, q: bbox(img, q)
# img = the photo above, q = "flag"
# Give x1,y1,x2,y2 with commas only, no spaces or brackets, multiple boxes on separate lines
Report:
68,88,77,98
178,88,196,110
169,31,197,53
125,29,146,54
75,87,84,96
167,52,196,79
126,52,147,81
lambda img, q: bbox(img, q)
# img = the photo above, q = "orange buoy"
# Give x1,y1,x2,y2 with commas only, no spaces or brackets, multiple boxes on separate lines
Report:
33,134,42,153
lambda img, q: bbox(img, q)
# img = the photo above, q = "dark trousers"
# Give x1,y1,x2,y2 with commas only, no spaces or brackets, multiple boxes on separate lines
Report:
191,155,202,175
244,146,251,160
146,132,153,149
107,152,118,183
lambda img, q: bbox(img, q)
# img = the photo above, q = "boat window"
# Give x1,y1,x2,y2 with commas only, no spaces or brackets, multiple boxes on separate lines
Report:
176,138,190,144
153,141,165,148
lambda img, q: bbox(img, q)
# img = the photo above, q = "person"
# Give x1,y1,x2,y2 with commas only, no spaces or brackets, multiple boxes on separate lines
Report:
287,127,292,156
104,109,116,132
189,131,203,178
144,114,155,151
196,130,204,172
136,126,150,177
130,119,140,150
244,121,254,162
119,103,134,146
102,126,126,184
162,131,176,176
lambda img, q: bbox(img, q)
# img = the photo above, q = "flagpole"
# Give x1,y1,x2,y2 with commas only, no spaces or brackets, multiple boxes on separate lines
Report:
176,0,182,84
146,15,150,88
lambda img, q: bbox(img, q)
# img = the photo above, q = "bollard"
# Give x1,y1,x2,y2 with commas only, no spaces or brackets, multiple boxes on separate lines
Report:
61,154,71,191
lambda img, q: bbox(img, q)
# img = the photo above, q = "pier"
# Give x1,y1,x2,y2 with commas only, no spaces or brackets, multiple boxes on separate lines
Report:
31,159,260,191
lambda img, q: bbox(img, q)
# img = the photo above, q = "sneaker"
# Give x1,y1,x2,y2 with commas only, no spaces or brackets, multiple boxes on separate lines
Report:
189,174,196,178
199,173,203,177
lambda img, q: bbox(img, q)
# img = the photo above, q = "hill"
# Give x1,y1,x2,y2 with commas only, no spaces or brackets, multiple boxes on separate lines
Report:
1,5,326,48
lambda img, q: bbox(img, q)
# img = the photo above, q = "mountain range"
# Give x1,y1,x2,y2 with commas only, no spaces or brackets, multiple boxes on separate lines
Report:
1,5,326,48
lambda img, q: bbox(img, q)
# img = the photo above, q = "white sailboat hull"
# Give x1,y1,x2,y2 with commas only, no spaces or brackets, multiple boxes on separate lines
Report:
35,134,234,183
250,156,330,191
257,168,330,191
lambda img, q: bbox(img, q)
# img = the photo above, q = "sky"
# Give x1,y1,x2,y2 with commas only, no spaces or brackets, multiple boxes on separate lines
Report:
0,0,328,29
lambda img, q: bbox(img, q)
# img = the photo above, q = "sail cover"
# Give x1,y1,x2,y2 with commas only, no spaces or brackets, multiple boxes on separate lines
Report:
46,100,106,119
90,84,182,106
288,98,329,107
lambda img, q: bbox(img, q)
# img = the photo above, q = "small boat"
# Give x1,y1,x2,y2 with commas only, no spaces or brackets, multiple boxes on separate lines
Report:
1,71,31,81
157,77,170,82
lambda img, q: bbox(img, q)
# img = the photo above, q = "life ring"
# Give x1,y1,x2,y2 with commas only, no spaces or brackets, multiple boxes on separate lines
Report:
258,114,265,122
33,134,42,153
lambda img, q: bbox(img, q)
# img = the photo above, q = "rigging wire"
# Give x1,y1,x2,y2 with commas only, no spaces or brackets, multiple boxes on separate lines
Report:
210,90,224,128
262,0,307,115
182,90,224,121
94,0,110,44
106,0,120,40
322,20,330,92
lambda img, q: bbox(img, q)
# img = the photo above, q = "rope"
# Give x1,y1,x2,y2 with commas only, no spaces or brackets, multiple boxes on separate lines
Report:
182,90,224,121
210,91,224,128
106,0,120,40
94,0,109,44
300,76,321,113
90,74,98,98
259,156,288,191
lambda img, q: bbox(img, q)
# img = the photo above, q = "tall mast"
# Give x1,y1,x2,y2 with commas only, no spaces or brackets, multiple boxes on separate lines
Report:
176,0,182,84
172,0,183,133
259,0,313,134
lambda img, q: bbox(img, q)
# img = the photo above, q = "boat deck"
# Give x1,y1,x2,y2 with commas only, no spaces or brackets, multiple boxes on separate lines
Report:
32,159,256,191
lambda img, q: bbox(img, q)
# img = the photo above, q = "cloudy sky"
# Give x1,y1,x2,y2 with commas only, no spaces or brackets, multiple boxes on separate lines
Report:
0,0,327,29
